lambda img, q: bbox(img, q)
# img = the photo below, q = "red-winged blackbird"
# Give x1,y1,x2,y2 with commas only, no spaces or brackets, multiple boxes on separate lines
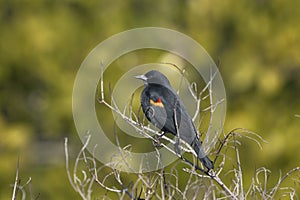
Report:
135,70,214,170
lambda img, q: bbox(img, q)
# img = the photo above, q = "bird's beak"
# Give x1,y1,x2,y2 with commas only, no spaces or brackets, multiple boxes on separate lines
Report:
134,74,147,81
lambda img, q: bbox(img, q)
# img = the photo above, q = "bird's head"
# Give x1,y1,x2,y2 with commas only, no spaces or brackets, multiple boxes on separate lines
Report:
134,70,171,87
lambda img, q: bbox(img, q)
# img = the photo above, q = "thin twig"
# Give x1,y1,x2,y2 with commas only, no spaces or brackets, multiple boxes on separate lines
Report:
234,136,244,198
12,157,20,200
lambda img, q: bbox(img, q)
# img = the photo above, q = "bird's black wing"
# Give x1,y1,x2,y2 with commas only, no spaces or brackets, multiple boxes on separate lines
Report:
141,84,198,144
141,88,168,130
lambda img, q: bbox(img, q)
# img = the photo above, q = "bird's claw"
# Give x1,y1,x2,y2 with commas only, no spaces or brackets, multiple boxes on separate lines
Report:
152,135,162,147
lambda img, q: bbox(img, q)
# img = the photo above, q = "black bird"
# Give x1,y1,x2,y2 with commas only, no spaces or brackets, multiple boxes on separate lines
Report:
135,70,214,170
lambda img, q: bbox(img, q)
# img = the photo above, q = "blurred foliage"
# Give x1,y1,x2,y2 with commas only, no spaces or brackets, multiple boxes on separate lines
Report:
0,0,299,199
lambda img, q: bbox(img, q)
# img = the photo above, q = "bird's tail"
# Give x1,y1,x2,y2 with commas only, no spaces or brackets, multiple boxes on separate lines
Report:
199,156,214,170
191,139,214,170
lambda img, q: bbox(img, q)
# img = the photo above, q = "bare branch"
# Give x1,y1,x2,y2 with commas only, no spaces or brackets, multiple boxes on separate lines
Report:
12,157,20,200
66,62,300,199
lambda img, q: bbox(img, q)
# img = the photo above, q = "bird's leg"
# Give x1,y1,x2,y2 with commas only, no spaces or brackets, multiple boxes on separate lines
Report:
152,132,166,147
158,131,167,138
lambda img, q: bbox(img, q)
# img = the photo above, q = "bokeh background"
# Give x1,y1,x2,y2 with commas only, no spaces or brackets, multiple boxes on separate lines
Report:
1,0,299,199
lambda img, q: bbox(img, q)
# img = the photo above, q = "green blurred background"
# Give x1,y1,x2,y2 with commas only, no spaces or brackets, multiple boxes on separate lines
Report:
1,0,299,199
